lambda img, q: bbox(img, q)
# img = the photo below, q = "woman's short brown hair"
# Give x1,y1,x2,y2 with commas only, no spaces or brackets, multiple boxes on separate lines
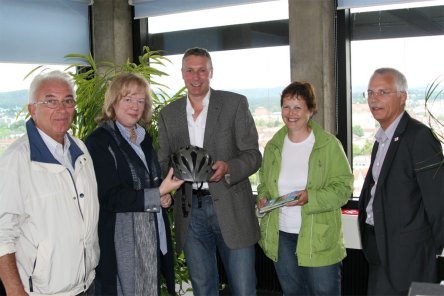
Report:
280,81,318,115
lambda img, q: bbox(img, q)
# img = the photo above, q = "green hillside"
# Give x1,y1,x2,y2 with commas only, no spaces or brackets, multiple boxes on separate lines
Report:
0,90,28,108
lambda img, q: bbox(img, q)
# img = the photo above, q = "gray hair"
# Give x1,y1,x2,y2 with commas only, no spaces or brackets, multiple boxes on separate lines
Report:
182,47,213,70
28,70,75,103
371,67,408,92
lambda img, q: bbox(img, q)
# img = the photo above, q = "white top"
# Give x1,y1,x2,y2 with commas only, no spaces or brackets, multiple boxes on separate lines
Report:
187,90,210,189
278,131,315,233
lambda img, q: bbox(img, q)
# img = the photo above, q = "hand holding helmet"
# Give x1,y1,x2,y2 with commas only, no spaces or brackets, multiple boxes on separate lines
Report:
159,167,184,196
209,160,229,182
169,145,214,182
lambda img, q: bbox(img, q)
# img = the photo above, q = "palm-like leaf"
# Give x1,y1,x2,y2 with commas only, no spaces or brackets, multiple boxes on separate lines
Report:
425,75,444,145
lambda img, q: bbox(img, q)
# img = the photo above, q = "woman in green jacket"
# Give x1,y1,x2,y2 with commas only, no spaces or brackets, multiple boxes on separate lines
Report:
257,81,353,295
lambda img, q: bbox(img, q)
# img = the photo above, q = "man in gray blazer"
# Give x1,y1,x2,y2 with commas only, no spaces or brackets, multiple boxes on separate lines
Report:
358,68,444,295
158,47,261,296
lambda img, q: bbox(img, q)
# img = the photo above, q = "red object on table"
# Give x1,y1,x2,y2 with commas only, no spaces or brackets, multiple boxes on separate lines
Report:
342,209,359,215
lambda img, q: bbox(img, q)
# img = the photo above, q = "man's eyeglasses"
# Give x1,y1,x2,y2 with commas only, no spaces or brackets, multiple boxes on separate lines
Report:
33,98,76,109
121,97,146,106
363,90,404,99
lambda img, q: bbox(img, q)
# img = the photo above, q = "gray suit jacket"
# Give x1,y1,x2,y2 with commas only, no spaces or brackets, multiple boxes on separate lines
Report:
158,89,262,252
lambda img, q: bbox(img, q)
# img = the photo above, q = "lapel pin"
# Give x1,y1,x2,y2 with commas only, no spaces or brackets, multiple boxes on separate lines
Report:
394,137,399,142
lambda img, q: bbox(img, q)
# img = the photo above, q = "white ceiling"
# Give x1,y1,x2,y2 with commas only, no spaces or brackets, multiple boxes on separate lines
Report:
130,0,275,18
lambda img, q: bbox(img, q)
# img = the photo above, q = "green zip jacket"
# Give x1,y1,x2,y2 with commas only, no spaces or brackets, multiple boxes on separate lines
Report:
257,120,353,267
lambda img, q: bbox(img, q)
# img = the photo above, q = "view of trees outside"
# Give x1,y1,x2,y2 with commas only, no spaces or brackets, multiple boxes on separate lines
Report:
0,64,71,155
0,47,290,188
0,102,26,154
351,36,444,196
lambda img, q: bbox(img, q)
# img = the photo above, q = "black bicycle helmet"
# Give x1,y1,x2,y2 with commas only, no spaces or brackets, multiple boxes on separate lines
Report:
170,145,214,182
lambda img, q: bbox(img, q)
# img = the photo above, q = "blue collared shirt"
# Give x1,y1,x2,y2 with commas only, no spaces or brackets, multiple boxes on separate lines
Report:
366,111,404,225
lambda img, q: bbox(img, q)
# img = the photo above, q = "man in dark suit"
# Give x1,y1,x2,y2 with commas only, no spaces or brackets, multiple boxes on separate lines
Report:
158,47,262,296
358,67,444,295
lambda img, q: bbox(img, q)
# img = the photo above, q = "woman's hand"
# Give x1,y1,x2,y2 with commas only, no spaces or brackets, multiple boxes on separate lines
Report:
159,167,184,196
160,193,172,208
295,190,308,206
257,197,268,209
285,190,308,207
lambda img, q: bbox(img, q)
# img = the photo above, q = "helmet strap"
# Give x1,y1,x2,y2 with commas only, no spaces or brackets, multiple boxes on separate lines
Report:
196,182,204,208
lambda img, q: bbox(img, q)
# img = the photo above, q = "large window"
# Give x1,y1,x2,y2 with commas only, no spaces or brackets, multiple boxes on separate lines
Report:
146,0,290,189
153,46,290,150
349,4,444,196
0,0,90,155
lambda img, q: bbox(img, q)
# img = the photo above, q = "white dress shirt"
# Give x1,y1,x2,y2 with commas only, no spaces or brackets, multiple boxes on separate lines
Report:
186,90,210,189
36,129,83,211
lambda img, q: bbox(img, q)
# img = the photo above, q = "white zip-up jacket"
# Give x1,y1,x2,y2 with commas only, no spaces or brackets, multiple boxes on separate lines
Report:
0,119,100,295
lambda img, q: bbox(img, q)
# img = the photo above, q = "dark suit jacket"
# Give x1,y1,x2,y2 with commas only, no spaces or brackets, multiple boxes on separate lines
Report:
358,112,444,292
158,89,262,252
85,124,175,295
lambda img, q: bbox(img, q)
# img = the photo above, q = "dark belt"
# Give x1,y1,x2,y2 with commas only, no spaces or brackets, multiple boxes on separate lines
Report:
192,189,211,196
192,189,211,208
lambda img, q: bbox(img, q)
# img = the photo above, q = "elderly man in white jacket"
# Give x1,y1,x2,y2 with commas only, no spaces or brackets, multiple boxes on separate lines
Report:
0,70,99,296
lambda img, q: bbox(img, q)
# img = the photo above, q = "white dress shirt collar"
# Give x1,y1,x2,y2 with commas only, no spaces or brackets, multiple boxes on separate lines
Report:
36,128,73,173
